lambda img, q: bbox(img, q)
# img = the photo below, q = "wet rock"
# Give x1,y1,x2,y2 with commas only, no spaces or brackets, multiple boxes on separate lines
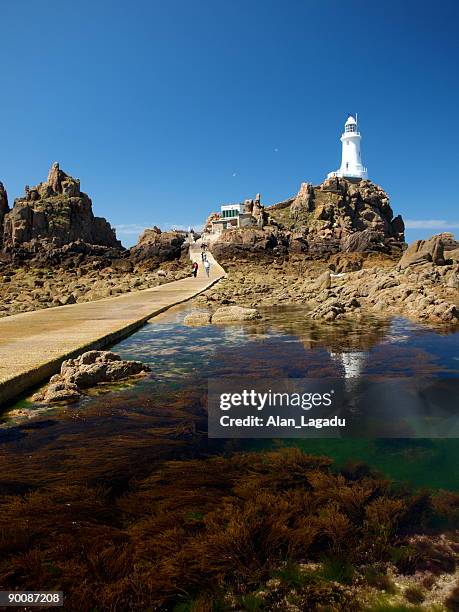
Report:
32,350,150,404
211,305,261,323
309,299,346,321
32,381,81,404
183,311,212,326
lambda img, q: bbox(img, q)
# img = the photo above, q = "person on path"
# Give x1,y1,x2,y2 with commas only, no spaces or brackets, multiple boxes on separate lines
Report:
191,261,198,278
201,251,207,263
204,259,210,277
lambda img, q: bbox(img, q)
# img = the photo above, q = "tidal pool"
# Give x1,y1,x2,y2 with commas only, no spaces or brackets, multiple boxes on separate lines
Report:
0,304,458,491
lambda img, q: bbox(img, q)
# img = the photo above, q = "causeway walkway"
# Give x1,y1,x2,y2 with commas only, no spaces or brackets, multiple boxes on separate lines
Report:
0,244,224,406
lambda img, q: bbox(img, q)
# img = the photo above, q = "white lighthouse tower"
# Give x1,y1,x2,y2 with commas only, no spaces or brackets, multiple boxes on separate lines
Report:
327,114,368,180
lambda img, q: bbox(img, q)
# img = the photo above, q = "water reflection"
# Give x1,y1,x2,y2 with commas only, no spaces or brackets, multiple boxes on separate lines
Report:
0,303,458,490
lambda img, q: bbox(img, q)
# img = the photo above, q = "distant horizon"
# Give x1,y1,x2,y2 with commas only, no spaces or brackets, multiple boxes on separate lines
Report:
1,0,458,248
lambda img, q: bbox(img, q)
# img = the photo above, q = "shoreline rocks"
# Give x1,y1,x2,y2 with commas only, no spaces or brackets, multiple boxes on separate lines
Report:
195,234,458,326
183,306,261,326
183,311,212,326
32,350,151,404
0,258,189,318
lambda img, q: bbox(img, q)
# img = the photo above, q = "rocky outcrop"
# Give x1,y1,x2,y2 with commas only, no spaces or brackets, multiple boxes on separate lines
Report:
0,182,9,247
245,194,268,227
290,182,314,222
129,226,187,267
198,234,458,325
2,163,121,256
0,258,190,318
398,233,459,269
32,350,150,403
285,177,405,255
398,235,446,268
206,177,405,261
211,227,288,260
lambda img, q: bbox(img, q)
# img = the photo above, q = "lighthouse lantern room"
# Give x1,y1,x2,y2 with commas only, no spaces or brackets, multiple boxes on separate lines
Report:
327,114,368,180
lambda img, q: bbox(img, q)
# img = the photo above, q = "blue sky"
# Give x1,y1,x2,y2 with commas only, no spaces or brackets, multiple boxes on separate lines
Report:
0,0,458,246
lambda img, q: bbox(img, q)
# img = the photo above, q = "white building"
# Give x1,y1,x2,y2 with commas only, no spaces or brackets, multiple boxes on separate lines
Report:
327,115,368,180
211,200,255,234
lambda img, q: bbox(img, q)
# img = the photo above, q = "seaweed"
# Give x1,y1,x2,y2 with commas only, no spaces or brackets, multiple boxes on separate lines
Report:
0,447,457,610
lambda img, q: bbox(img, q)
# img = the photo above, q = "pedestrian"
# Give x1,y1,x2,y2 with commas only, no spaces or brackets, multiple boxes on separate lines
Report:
204,258,210,277
191,261,198,278
201,251,207,263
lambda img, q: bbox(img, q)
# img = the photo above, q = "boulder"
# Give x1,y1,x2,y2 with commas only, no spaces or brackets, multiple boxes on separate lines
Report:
398,235,446,269
211,305,261,323
446,271,459,289
32,350,151,404
446,247,459,263
313,270,331,291
183,311,212,326
211,227,286,260
32,381,81,404
129,228,186,266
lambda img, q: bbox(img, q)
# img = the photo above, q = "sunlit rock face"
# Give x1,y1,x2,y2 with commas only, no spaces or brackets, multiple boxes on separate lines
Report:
129,226,187,267
284,177,405,255
2,163,121,253
0,181,9,247
207,177,405,261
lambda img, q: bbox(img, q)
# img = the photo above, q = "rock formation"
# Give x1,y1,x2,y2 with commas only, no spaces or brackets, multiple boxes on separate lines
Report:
207,177,405,261
284,177,405,254
129,226,187,267
32,350,150,404
398,235,445,268
0,181,9,247
2,163,121,256
211,227,288,260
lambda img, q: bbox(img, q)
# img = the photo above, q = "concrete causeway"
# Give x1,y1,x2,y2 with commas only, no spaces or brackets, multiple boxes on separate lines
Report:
0,245,224,406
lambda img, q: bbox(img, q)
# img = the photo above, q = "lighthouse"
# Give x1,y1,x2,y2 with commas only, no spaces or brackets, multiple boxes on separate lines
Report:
327,114,368,180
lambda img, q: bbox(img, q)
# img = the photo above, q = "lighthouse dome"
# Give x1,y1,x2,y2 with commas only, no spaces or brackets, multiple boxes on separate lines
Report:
344,115,357,133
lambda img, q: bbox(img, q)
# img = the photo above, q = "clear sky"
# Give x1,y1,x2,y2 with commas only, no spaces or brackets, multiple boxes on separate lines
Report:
0,0,458,246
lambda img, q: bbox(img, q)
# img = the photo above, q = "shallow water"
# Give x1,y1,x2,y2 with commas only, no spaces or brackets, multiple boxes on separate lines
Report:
1,304,458,491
